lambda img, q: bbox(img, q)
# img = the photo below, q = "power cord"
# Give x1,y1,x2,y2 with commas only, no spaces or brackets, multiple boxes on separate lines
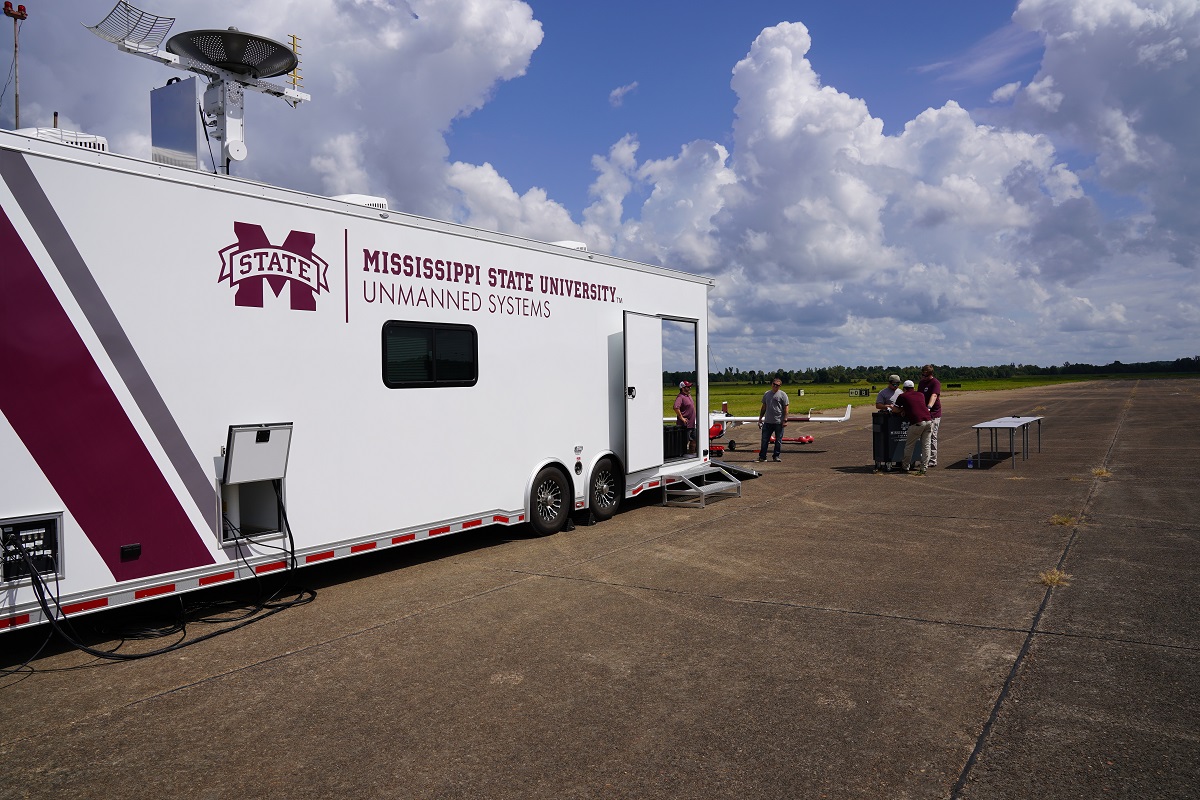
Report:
1,486,315,670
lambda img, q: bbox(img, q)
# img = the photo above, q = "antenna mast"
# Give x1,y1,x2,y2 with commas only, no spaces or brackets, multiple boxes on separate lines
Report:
86,2,310,171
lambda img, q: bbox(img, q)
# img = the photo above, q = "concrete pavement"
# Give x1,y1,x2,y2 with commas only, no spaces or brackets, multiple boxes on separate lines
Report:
1,378,1197,799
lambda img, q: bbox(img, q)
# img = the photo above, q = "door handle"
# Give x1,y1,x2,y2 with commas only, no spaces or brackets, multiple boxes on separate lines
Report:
626,387,636,399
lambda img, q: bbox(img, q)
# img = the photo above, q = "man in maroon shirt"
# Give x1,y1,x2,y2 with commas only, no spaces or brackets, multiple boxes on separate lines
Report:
894,380,933,474
918,364,942,467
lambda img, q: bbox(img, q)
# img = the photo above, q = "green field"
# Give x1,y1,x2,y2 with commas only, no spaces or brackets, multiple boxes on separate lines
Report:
665,374,1187,418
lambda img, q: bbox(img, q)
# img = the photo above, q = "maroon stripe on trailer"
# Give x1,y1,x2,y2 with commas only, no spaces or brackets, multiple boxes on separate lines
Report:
493,515,510,523
0,206,216,581
306,551,335,563
0,614,32,629
429,526,451,536
462,519,482,528
255,560,287,574
392,533,416,544
1,151,217,534
351,542,376,553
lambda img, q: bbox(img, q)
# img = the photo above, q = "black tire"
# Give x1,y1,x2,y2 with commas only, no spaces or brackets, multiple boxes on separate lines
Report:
589,457,621,522
529,466,570,536
728,440,737,451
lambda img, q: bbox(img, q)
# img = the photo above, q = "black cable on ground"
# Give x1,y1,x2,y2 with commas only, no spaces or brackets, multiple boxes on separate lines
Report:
2,486,315,668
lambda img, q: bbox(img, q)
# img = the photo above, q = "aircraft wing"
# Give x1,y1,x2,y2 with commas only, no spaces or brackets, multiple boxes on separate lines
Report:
710,404,852,424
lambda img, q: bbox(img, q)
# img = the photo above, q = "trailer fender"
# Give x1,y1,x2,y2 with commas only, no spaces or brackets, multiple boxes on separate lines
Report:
525,461,573,536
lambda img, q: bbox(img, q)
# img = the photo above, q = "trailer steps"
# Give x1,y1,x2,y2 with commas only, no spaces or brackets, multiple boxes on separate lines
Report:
662,466,743,508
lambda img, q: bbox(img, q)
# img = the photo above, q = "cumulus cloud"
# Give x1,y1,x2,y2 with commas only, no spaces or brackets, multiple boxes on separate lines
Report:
17,0,1200,368
991,81,1023,102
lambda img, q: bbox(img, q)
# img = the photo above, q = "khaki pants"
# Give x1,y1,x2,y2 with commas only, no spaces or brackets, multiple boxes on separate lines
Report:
905,420,933,470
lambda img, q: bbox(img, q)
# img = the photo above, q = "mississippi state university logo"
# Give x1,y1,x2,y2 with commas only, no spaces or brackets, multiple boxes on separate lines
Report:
218,222,330,311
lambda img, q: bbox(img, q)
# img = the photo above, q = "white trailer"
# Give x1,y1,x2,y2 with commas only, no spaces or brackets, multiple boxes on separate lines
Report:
0,121,731,633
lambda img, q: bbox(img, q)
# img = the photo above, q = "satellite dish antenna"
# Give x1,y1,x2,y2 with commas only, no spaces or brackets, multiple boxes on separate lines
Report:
165,28,297,79
87,2,310,171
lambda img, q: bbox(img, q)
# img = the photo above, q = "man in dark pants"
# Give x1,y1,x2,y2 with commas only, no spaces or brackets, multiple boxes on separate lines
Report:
757,378,789,462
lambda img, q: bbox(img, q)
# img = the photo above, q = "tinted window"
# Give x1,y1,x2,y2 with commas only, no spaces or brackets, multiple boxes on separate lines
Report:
383,322,477,388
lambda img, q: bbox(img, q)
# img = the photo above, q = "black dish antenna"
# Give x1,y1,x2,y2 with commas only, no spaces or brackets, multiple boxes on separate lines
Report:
165,28,297,80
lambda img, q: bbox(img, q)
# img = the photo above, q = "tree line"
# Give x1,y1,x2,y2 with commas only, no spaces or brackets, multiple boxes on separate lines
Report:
665,356,1200,386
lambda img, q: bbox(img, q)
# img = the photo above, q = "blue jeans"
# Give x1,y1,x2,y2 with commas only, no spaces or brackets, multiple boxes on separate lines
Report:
760,422,783,459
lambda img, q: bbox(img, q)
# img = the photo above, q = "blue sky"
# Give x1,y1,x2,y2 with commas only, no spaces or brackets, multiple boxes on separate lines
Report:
6,1,1199,372
448,1,1040,217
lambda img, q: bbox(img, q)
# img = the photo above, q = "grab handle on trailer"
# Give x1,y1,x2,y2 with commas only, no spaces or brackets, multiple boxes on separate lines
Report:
627,387,636,399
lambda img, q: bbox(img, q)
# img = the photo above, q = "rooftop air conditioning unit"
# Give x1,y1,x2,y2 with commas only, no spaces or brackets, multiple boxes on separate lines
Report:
16,128,109,152
332,193,389,210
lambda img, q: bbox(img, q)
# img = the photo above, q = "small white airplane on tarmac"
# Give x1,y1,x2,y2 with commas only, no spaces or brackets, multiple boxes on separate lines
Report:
706,402,853,454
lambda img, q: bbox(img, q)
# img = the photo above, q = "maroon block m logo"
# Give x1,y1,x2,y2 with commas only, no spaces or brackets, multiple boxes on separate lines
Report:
218,222,330,311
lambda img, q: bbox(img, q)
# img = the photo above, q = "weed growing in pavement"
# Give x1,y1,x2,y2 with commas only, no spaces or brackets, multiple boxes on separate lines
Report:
1093,467,1113,478
1049,514,1075,526
1038,568,1072,587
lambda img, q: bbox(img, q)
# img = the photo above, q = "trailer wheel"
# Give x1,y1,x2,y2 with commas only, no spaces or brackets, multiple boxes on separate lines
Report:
530,466,570,536
728,440,737,451
589,457,621,522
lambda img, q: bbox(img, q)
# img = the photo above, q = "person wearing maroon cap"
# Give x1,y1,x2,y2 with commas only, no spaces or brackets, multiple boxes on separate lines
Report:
673,381,697,454
893,379,932,474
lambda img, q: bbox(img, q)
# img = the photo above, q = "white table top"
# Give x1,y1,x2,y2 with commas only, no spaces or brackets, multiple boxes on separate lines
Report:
972,416,1044,429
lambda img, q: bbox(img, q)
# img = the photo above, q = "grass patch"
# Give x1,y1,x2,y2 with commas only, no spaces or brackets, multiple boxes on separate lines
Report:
668,373,1179,418
1093,467,1113,478
1038,568,1072,587
1049,514,1075,526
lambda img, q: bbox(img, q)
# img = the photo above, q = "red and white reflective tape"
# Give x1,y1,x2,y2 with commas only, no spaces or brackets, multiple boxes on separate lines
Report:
1,509,529,633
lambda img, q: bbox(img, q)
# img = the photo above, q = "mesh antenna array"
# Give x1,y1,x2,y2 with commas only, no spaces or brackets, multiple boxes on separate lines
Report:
87,1,175,51
87,1,310,170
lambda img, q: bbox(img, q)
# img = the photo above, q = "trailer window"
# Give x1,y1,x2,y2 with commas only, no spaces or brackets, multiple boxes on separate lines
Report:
382,322,478,388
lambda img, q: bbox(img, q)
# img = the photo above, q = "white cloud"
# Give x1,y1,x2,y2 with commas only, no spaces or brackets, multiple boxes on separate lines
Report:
609,81,639,107
991,81,1023,102
311,132,373,197
18,0,1200,369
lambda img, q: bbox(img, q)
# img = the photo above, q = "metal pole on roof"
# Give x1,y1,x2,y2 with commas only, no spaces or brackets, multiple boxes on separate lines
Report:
3,2,26,128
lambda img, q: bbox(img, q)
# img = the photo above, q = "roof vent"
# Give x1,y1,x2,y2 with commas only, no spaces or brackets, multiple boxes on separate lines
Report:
332,194,389,210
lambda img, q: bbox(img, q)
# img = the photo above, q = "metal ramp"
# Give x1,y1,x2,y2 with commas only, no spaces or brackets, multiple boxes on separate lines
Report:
662,465,743,508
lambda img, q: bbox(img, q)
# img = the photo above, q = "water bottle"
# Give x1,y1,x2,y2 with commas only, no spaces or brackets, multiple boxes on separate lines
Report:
967,453,974,469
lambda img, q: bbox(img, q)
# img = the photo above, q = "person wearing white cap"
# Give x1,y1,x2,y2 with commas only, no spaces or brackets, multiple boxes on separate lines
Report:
673,381,697,454
893,379,933,474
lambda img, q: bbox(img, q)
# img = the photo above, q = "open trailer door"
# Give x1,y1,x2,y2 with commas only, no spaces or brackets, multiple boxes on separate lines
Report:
624,311,664,474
